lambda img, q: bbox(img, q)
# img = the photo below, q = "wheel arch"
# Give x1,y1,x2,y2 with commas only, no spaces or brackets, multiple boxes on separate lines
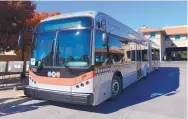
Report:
113,71,123,88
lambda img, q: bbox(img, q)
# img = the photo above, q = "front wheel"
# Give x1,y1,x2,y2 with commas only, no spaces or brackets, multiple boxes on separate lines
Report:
109,76,122,100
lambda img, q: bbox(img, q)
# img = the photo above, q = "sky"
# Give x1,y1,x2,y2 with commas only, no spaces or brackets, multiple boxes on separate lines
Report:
35,1,187,30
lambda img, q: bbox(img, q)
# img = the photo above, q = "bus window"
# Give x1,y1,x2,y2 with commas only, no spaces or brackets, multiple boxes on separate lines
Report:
95,31,108,66
141,42,148,61
31,32,56,66
142,50,148,61
108,34,124,64
152,48,160,60
156,49,160,60
123,42,136,62
95,31,124,66
131,50,136,61
136,50,141,61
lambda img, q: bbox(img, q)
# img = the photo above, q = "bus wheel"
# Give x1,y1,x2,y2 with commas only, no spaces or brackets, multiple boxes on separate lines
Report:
110,76,122,100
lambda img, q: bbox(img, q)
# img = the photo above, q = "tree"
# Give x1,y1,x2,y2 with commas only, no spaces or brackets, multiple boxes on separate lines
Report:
0,1,60,53
14,11,61,55
25,11,60,28
0,1,60,79
0,1,36,53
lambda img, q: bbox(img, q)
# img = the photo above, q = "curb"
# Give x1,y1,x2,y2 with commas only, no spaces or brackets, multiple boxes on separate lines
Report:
0,97,32,110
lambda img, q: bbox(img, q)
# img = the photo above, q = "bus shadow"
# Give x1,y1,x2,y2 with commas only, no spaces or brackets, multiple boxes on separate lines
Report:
0,101,48,117
0,67,180,116
51,67,180,114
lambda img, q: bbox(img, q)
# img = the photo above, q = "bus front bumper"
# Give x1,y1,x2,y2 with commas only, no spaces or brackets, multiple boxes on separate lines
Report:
24,86,94,105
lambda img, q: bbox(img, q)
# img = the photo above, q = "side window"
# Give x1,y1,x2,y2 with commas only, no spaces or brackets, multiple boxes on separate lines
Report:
109,35,124,64
151,45,155,60
152,48,159,60
95,31,107,66
142,44,148,61
165,36,170,41
175,35,180,40
123,42,136,62
136,50,141,61
95,31,125,66
130,50,136,61
150,32,156,38
155,49,160,60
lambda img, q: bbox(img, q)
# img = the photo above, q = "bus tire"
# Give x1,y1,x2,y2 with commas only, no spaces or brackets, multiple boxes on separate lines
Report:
109,76,122,100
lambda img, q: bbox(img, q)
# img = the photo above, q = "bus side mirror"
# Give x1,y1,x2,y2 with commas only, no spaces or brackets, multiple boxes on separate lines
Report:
18,31,23,48
102,33,109,46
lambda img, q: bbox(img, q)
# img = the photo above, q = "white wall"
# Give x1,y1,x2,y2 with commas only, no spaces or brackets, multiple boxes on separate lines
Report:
144,32,163,61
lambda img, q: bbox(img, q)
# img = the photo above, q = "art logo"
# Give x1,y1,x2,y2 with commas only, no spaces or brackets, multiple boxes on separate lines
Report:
47,71,60,78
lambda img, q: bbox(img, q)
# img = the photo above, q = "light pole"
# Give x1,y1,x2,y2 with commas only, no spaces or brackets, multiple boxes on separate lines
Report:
18,30,25,81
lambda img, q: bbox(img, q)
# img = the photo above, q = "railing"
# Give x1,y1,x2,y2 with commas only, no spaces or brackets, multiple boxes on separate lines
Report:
0,61,29,90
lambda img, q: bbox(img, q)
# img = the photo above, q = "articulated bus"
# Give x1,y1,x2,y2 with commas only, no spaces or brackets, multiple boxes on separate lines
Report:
24,11,160,106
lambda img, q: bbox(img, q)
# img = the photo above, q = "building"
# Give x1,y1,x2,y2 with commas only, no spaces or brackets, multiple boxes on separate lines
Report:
0,25,187,63
139,25,188,61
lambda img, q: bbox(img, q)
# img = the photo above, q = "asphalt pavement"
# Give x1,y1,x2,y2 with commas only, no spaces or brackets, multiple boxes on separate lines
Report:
0,61,187,119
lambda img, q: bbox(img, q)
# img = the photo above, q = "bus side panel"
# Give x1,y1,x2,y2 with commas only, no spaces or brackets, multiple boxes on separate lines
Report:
150,57,159,71
93,69,113,106
141,61,149,77
121,63,138,89
93,62,138,106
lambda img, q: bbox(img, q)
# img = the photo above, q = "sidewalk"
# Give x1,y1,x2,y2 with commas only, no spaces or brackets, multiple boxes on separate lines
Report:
0,90,31,110
0,74,31,110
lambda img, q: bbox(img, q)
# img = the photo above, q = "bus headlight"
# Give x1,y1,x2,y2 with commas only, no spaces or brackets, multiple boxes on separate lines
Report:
76,85,79,88
86,81,90,85
74,79,92,89
80,83,84,87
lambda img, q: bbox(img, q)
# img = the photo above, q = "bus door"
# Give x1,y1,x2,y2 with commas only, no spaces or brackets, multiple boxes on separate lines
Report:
136,44,142,79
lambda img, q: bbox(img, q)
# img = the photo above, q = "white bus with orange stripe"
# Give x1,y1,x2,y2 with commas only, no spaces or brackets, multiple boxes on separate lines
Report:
24,11,160,106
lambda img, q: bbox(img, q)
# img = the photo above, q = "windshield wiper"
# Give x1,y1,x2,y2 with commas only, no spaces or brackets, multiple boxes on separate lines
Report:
61,61,76,75
37,59,44,71
56,39,76,76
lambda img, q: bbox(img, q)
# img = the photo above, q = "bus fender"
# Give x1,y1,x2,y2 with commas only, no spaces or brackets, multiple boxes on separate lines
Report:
112,71,123,88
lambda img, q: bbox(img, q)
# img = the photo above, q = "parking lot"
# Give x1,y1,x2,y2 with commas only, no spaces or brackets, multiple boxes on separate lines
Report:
0,61,187,119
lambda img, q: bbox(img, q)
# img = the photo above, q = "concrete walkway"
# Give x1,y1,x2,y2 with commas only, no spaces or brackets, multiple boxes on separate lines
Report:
0,62,187,119
0,75,31,110
0,90,31,110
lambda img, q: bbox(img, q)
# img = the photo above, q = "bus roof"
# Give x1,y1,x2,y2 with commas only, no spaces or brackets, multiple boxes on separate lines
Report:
41,11,148,43
41,11,99,22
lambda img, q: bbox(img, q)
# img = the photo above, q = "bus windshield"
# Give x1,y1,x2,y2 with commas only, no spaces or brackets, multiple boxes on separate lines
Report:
55,29,91,67
30,17,92,68
30,29,91,68
31,32,55,67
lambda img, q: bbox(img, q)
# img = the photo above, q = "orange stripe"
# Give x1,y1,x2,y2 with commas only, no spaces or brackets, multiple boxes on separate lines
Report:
29,70,95,86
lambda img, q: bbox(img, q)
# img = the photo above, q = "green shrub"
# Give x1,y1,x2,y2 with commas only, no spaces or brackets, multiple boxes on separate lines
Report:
181,51,187,59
